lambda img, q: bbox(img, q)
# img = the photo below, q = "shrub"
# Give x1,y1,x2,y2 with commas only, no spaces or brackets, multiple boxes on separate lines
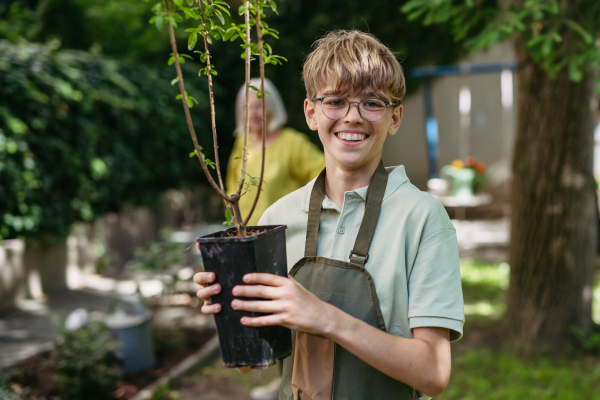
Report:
0,38,209,242
49,321,121,400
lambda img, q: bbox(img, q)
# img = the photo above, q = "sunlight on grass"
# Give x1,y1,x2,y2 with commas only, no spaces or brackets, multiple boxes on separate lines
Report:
463,301,505,317
440,349,600,400
460,259,509,317
460,259,509,289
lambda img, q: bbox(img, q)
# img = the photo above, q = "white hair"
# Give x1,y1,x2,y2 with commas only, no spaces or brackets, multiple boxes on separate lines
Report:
234,77,287,136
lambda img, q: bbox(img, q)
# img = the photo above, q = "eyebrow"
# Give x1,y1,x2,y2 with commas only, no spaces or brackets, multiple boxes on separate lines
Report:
320,90,382,98
321,89,342,96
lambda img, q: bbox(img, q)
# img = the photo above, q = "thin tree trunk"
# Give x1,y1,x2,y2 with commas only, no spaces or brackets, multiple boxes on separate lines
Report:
504,40,597,351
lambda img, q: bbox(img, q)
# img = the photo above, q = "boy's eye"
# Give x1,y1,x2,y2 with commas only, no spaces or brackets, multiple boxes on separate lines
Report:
363,100,385,109
324,99,346,107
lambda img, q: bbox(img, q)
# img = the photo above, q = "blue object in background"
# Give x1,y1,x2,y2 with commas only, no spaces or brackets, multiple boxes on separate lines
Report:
106,297,156,374
412,62,518,180
423,78,439,179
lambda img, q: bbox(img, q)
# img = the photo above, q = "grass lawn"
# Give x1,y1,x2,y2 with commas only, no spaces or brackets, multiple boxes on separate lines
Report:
438,259,600,400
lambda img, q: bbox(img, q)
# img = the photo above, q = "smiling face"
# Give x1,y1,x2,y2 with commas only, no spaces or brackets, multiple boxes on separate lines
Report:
305,88,403,172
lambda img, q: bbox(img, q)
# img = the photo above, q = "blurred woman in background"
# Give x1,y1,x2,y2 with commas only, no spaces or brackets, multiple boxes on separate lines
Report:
226,78,325,226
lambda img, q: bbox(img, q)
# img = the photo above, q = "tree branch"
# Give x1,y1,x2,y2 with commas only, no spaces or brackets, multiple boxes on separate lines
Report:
198,0,225,194
234,0,252,200
243,0,266,226
163,0,227,200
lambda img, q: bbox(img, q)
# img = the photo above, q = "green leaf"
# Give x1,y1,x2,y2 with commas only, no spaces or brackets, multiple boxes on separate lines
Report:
176,94,183,100
168,56,175,66
210,68,217,75
179,56,186,64
568,62,583,82
186,96,193,108
214,4,231,16
564,19,593,44
183,7,199,20
214,9,225,25
155,15,164,31
233,155,242,160
238,4,246,15
225,208,232,220
187,0,194,5
188,32,198,50
171,77,179,85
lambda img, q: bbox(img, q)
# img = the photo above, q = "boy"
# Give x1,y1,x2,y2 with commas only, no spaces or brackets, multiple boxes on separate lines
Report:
194,30,464,399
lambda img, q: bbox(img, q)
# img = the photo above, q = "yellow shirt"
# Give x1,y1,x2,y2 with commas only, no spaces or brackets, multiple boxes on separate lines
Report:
226,128,325,226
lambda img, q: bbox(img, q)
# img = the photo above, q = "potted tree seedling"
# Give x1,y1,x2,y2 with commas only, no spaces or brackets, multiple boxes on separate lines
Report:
148,0,290,368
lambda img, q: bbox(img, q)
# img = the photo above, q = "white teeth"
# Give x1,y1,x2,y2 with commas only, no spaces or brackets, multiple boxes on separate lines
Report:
337,132,366,141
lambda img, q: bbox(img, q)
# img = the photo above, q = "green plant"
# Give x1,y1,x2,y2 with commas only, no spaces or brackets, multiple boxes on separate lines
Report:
0,369,22,400
569,326,600,355
149,0,284,235
49,321,122,400
128,230,185,273
0,38,209,242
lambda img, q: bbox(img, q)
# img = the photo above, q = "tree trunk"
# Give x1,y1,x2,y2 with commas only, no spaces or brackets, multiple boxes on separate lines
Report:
505,41,597,351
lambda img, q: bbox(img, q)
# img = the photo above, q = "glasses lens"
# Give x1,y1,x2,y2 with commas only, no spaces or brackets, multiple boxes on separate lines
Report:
359,99,387,122
321,97,349,120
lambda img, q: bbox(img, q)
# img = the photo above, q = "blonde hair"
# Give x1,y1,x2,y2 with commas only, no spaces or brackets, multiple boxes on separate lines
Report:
234,78,287,136
302,30,405,104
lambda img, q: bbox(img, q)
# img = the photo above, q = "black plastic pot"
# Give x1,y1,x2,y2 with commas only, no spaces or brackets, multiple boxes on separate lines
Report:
196,224,292,369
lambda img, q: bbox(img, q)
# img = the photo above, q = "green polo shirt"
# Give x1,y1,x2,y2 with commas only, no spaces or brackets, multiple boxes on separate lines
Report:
258,165,464,341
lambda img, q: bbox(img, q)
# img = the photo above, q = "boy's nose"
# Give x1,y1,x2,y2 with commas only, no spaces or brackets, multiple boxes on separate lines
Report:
343,103,363,124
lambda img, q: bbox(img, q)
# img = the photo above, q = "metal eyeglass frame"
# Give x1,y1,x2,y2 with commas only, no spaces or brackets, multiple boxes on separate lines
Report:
311,96,398,122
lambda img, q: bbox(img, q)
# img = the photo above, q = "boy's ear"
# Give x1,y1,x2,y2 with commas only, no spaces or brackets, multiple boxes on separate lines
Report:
304,99,318,131
387,104,403,136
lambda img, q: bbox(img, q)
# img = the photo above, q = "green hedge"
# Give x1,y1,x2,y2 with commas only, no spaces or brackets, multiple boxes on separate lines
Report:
0,39,210,242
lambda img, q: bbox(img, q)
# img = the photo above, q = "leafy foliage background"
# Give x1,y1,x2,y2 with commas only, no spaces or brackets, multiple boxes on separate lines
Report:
0,0,463,242
0,38,206,241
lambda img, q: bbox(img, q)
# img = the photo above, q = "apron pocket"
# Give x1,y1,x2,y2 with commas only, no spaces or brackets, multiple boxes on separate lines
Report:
291,332,335,400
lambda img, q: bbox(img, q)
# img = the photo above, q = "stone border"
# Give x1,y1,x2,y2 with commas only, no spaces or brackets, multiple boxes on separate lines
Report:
131,335,221,400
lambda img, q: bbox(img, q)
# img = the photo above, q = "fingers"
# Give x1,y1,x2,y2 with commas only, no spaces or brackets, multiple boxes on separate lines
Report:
201,302,221,314
232,284,280,299
231,299,283,313
242,273,288,287
196,283,221,300
194,272,221,315
193,271,216,286
240,314,283,327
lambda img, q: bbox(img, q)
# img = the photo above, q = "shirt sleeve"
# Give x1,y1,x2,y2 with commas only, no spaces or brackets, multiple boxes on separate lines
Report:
288,132,325,184
408,224,464,341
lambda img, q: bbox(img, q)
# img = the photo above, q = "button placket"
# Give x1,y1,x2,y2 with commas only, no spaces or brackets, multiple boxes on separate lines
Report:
331,193,359,259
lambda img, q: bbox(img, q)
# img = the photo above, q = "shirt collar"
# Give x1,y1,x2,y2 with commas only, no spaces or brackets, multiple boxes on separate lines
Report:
301,165,410,212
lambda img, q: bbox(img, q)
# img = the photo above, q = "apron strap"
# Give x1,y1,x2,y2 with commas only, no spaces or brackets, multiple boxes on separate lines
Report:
349,162,388,267
304,162,389,265
304,169,327,257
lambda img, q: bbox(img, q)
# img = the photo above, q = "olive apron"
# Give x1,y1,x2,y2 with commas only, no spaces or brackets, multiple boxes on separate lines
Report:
280,163,419,400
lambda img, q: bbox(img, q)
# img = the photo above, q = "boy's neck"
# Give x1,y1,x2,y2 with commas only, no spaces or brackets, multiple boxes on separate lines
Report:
324,156,382,209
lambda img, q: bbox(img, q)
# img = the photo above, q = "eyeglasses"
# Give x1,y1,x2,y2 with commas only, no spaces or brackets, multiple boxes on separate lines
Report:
311,96,398,122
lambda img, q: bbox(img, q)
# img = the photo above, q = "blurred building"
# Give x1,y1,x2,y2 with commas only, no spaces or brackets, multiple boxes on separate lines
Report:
383,41,516,198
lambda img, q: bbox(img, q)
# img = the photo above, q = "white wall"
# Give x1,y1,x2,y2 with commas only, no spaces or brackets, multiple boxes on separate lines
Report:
383,41,517,196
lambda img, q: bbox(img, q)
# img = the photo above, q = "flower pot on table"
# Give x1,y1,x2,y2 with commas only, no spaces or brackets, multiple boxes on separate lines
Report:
196,224,292,369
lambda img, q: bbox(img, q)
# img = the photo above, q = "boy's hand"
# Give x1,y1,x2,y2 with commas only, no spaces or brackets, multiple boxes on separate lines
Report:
193,270,222,314
231,273,334,335
193,244,222,315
